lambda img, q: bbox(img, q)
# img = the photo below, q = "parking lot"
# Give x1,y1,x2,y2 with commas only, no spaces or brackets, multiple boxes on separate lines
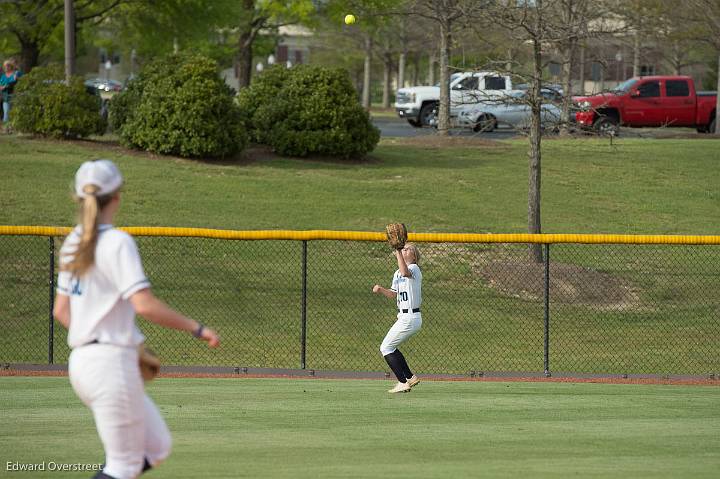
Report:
373,115,711,140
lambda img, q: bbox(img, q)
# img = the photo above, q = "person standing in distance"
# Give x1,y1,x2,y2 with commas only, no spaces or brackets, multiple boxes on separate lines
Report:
0,58,22,132
372,243,422,393
53,159,220,479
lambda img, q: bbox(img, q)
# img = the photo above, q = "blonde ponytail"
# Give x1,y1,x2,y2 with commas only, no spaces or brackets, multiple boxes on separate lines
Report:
64,185,113,276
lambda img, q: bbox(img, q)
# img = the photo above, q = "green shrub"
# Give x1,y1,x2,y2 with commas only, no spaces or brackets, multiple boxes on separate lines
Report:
11,65,106,139
241,65,380,158
110,53,247,158
236,65,293,144
107,76,142,133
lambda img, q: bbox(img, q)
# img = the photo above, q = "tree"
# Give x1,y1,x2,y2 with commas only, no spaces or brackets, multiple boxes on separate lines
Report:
687,0,720,133
0,0,125,72
102,1,245,70
490,0,556,262
410,0,489,135
553,0,591,133
234,0,315,88
325,0,407,108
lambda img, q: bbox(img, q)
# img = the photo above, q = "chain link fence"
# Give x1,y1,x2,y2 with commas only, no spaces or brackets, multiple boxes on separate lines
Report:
1,230,719,376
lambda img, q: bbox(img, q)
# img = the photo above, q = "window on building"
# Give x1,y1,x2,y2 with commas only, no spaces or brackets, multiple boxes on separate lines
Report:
548,62,561,77
639,65,655,76
277,45,288,63
666,80,689,97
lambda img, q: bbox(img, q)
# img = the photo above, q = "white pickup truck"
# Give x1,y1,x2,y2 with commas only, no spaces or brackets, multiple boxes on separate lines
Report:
394,71,514,127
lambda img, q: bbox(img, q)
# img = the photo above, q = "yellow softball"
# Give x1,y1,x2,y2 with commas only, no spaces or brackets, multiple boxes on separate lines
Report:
344,14,356,25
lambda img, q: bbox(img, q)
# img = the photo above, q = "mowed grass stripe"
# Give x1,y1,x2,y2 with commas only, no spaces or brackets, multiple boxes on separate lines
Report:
1,136,719,234
1,377,719,478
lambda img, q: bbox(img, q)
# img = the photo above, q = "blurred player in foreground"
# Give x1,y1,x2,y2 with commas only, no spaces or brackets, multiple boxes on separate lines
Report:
53,159,219,479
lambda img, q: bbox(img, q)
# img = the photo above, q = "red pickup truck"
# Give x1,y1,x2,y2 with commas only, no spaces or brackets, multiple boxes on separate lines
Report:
573,76,717,135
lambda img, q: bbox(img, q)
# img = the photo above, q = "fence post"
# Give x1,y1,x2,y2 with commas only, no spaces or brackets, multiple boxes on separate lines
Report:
543,243,551,377
300,240,307,369
48,236,55,365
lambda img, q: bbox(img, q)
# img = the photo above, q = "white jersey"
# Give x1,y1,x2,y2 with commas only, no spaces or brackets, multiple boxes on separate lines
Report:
57,224,150,348
391,263,422,312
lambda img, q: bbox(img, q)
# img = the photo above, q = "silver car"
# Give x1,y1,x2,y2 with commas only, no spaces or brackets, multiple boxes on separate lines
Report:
455,90,562,132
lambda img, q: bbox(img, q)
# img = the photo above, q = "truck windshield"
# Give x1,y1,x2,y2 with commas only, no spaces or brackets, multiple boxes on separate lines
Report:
611,79,639,94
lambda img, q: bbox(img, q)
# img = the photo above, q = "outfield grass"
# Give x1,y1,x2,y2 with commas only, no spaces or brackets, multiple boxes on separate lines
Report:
1,136,719,375
1,377,719,478
1,135,719,234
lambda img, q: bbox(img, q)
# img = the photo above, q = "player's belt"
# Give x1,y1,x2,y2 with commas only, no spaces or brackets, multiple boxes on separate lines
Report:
398,308,421,313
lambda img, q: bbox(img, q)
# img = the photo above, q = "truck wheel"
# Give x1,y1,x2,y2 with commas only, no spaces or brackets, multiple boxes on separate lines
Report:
419,103,437,127
406,119,422,128
594,116,619,136
473,114,496,133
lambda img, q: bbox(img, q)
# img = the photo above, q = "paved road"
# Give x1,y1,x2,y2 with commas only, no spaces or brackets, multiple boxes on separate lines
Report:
374,115,708,140
373,116,519,139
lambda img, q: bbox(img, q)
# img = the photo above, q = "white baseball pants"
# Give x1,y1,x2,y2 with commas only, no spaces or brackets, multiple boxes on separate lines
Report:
380,313,422,355
69,344,171,479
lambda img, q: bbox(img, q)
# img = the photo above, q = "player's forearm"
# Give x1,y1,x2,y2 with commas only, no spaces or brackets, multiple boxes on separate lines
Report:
378,287,397,299
52,295,70,329
395,250,411,277
132,291,199,333
53,310,70,329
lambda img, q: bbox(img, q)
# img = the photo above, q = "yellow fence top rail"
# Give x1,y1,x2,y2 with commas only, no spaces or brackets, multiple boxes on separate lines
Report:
2,226,720,245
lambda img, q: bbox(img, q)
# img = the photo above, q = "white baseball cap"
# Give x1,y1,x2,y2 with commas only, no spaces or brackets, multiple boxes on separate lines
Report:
74,159,123,198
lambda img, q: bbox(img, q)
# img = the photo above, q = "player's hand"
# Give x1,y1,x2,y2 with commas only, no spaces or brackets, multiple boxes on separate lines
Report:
199,327,220,348
372,285,382,294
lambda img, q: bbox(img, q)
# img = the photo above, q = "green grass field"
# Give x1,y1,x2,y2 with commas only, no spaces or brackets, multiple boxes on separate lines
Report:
1,135,720,375
2,377,719,478
1,134,719,477
1,135,719,234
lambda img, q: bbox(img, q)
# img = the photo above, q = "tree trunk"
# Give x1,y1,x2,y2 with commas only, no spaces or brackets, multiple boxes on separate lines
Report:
427,53,435,85
578,43,585,94
559,39,576,135
237,30,253,88
528,7,543,264
398,19,406,90
437,20,451,136
362,36,372,109
671,42,682,75
398,52,406,90
64,0,76,82
382,56,391,108
412,53,420,85
19,39,40,72
632,30,640,77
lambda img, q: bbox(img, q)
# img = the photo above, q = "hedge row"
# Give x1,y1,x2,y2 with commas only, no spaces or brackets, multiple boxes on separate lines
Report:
238,65,380,158
11,55,379,160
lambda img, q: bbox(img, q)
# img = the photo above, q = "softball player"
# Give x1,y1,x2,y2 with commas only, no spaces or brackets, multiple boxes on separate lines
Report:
372,243,422,393
52,159,220,479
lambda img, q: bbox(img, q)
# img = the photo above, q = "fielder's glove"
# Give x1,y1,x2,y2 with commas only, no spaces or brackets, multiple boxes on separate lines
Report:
385,223,408,250
138,344,161,382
